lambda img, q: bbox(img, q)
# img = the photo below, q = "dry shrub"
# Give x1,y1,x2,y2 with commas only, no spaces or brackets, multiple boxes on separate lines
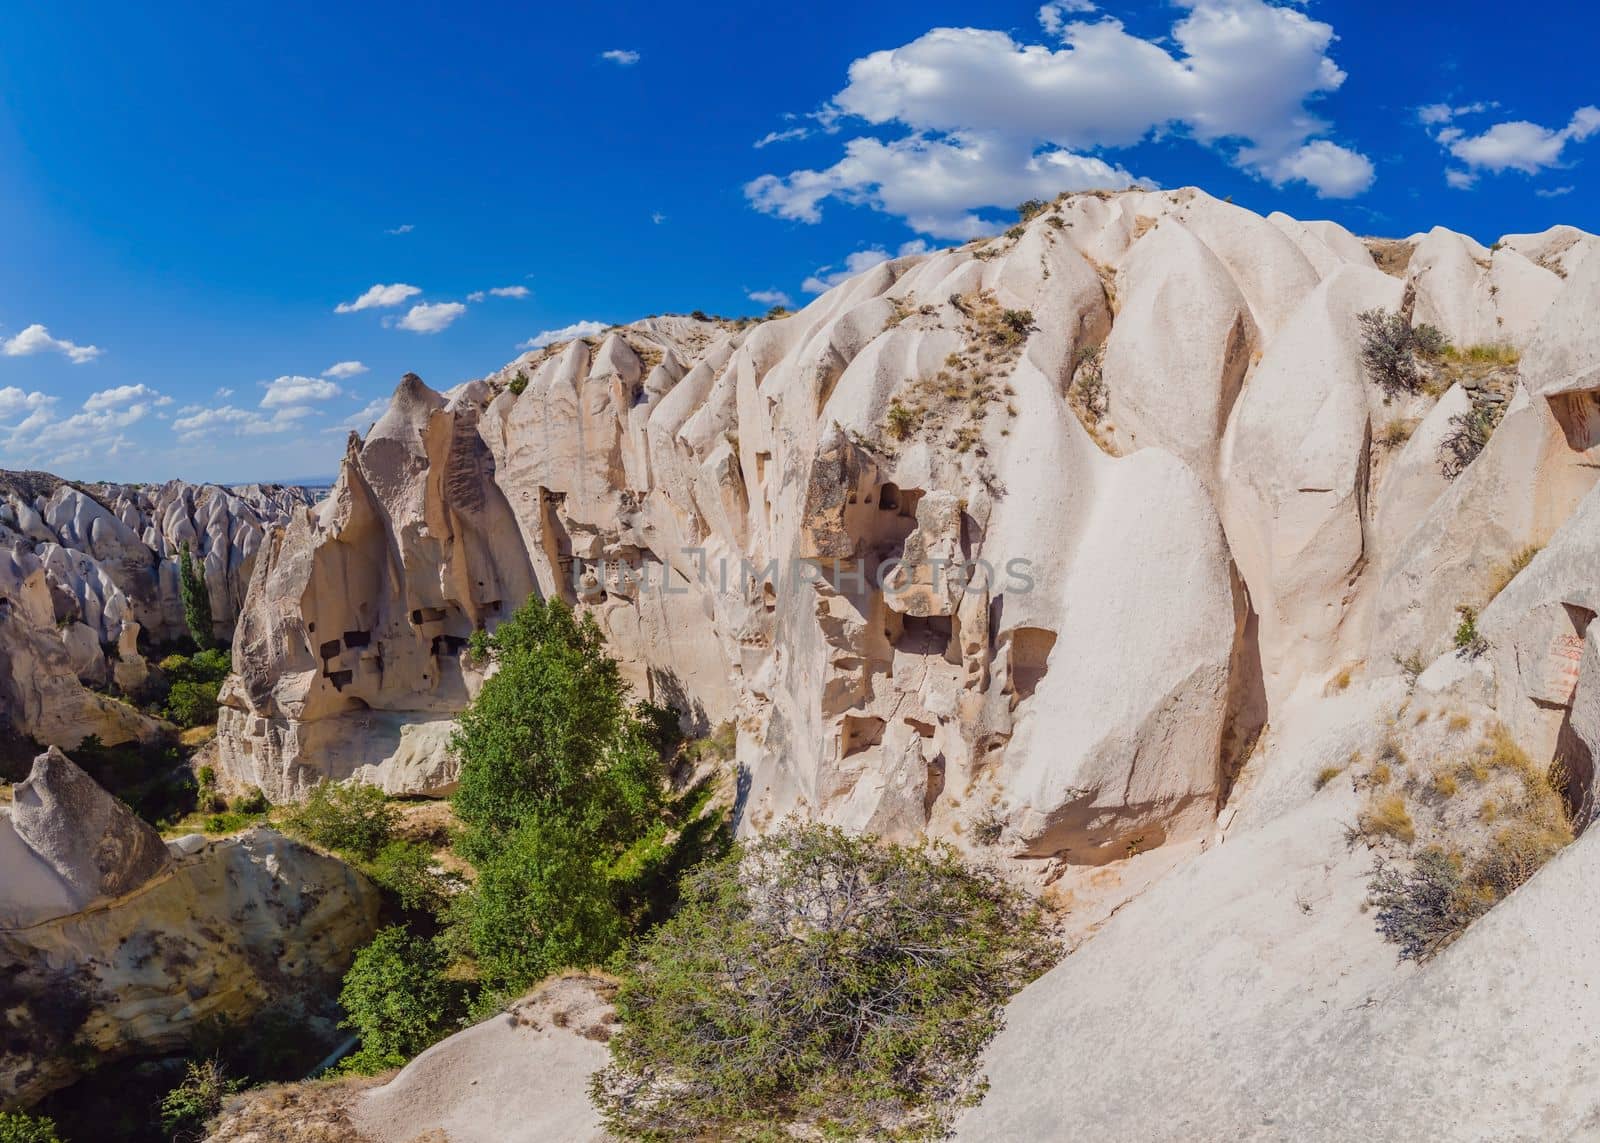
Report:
1486,545,1542,603
1359,793,1415,844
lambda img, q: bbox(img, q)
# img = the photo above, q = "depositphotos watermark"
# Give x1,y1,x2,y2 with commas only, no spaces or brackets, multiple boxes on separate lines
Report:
571,549,1036,598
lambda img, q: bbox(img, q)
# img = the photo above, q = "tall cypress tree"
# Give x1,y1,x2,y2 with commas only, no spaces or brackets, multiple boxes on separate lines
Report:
178,542,215,650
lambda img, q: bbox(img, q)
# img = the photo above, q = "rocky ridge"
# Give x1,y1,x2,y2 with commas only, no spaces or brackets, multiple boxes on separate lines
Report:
0,475,316,748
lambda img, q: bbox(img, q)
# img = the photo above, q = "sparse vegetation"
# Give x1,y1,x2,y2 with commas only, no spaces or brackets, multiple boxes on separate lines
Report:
160,1058,242,1138
508,370,529,396
1440,403,1502,478
1453,606,1488,658
591,823,1058,1140
1395,651,1427,688
1375,416,1417,449
1356,309,1429,398
1359,792,1415,844
1366,723,1572,960
1314,765,1345,790
1486,544,1541,603
1016,199,1048,221
886,399,919,441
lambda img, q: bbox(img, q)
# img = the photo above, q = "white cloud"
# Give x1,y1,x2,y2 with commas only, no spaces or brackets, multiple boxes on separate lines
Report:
489,285,529,299
1537,185,1576,198
746,2,1372,236
755,127,811,148
171,404,310,440
334,283,422,313
651,211,666,224
1418,101,1495,126
214,386,234,399
260,375,344,408
84,383,163,411
396,301,467,334
748,289,793,308
518,320,609,350
1,324,103,363
1440,105,1600,175
1038,1,1096,37
385,223,415,234
323,361,368,379
600,49,640,66
1445,168,1478,190
330,398,390,433
802,241,929,294
0,387,53,422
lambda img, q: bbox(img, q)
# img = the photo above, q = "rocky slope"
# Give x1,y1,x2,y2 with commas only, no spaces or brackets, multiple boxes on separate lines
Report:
219,189,1598,858
0,747,378,1106
0,474,316,749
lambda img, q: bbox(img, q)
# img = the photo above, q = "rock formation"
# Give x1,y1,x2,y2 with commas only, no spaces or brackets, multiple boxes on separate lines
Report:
215,189,1600,878
0,750,378,1106
0,473,315,748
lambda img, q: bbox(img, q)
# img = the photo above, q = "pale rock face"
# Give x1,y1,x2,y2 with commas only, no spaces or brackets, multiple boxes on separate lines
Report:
1,747,172,926
212,188,1600,883
0,472,314,747
0,756,378,1106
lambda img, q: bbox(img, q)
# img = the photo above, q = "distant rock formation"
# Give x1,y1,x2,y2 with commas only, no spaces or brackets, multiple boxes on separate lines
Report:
215,189,1600,875
0,750,378,1106
0,473,315,748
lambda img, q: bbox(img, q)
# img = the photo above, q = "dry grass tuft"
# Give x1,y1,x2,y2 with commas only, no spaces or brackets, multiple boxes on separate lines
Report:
1314,765,1345,791
1360,792,1415,844
206,1074,388,1142
1446,713,1472,733
1485,544,1542,604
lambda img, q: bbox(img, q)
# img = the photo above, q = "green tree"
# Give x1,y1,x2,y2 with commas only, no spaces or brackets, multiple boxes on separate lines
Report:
178,542,216,650
592,823,1060,1140
0,1113,62,1143
338,926,458,1073
450,598,663,859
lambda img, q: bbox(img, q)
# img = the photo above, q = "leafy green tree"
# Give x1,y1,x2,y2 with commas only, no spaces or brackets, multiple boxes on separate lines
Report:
592,823,1060,1140
339,926,458,1073
178,542,216,650
450,598,663,860
465,814,628,993
286,780,396,861
369,839,460,917
0,1113,62,1143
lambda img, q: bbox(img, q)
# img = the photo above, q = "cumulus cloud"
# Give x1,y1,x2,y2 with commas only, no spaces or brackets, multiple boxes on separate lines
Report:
1441,106,1600,175
0,387,53,422
261,375,344,408
1,323,103,363
1038,1,1096,37
747,289,793,308
747,2,1373,235
171,404,310,440
323,361,368,379
802,241,929,294
334,283,422,313
601,49,640,66
518,320,609,350
84,383,164,411
468,285,531,302
396,301,467,334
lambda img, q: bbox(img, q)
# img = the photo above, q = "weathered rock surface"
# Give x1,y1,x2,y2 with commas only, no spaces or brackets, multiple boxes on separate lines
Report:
0,747,172,927
0,473,316,748
215,189,1600,883
0,794,377,1107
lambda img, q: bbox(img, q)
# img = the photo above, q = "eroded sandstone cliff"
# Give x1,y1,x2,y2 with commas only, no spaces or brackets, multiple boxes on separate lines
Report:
217,189,1600,877
0,474,315,749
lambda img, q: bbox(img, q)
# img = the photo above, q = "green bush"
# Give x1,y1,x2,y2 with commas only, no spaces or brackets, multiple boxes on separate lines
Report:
508,370,529,396
369,839,459,917
591,823,1059,1140
1453,606,1488,658
339,927,460,1074
1015,198,1048,221
287,781,396,861
165,679,220,727
160,1058,240,1136
0,1113,62,1143
232,788,270,815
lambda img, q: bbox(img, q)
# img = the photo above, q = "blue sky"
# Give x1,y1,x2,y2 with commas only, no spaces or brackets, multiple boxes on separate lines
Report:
0,0,1594,484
